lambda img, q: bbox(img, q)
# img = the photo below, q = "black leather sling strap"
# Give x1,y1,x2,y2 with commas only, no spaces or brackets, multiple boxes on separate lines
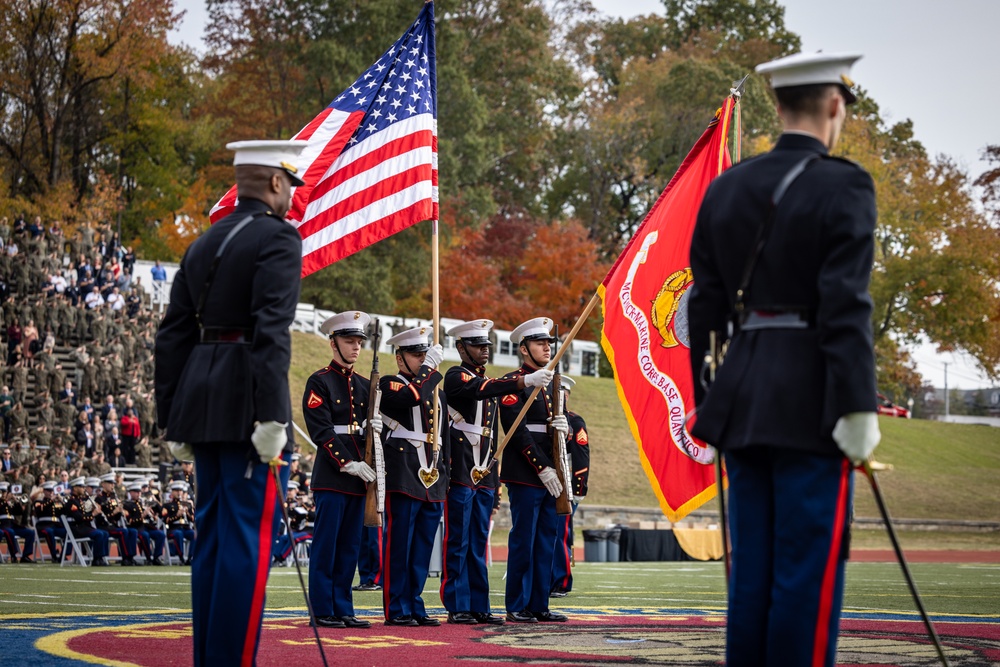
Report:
732,153,824,321
195,214,257,328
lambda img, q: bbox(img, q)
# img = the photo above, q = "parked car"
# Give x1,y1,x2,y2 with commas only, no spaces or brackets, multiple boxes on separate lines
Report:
876,393,911,418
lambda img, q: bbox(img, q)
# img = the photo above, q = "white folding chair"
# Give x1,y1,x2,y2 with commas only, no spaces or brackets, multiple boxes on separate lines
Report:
60,515,93,567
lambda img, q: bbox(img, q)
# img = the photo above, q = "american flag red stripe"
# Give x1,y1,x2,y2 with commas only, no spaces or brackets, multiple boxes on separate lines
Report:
209,3,438,278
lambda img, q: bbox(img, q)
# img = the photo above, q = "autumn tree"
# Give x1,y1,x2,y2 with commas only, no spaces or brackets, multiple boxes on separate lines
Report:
838,95,1000,386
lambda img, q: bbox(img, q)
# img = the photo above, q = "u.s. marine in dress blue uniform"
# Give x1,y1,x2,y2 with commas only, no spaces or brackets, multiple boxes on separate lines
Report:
688,52,881,667
0,482,35,562
95,473,139,566
302,310,379,630
155,140,306,666
498,317,568,624
63,477,110,564
440,319,534,626
551,377,590,595
123,482,166,565
378,326,450,627
33,482,66,561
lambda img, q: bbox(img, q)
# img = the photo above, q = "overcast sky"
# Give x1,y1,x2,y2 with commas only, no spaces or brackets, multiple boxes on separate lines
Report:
170,0,997,389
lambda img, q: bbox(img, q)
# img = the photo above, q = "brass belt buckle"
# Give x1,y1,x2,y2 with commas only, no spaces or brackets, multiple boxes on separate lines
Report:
481,427,491,438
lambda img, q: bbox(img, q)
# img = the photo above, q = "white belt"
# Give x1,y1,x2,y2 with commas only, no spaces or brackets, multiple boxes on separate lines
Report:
333,424,365,436
0,514,13,520
389,427,440,445
526,424,549,433
452,421,493,440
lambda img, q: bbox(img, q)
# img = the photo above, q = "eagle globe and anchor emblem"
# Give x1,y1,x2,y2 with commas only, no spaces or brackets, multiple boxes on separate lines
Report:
651,268,693,350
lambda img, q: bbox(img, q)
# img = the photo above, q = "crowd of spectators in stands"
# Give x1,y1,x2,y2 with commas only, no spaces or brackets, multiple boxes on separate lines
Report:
0,213,320,564
0,214,161,496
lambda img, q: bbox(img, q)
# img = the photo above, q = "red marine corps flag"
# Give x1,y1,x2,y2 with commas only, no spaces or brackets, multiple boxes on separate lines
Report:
210,2,438,277
599,96,737,521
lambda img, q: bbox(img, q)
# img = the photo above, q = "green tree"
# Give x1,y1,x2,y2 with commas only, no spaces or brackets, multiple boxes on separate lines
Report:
838,95,1000,386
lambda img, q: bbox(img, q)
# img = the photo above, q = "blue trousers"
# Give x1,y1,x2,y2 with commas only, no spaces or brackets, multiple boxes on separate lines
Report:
191,443,289,667
137,528,166,560
505,483,557,613
77,528,109,562
273,531,311,562
308,490,363,617
168,528,196,560
358,524,384,586
551,502,578,592
1,525,34,557
36,521,66,558
441,484,494,613
383,492,442,620
725,447,853,667
107,526,139,559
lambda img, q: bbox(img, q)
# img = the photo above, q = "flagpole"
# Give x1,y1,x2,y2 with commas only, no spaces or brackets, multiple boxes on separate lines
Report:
472,292,601,483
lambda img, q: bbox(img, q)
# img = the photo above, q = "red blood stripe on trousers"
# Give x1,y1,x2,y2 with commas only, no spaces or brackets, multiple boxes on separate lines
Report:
812,458,850,667
241,468,278,667
383,494,393,619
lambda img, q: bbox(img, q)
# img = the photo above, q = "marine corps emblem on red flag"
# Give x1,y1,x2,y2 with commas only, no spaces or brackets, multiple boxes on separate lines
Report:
599,97,736,522
307,391,324,409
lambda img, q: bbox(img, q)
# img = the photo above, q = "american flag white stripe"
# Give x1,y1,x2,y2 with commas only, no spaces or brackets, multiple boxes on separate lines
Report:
301,182,433,256
209,2,437,278
298,116,435,225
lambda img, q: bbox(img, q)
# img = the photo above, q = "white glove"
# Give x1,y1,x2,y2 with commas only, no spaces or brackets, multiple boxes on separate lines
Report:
524,369,554,388
368,411,383,437
251,421,288,463
538,466,563,498
341,460,376,482
832,412,881,463
168,441,195,462
549,414,569,439
424,344,444,369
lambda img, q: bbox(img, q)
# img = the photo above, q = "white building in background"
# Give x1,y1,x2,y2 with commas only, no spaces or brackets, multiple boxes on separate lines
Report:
293,304,601,377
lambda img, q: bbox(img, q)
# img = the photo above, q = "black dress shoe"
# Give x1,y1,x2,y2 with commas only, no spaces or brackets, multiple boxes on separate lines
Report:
360,583,382,591
472,612,505,625
20,556,34,564
339,616,371,628
313,616,347,628
447,612,477,625
505,611,538,624
385,615,418,627
151,558,165,566
92,559,108,567
549,588,568,598
415,615,440,627
532,610,568,622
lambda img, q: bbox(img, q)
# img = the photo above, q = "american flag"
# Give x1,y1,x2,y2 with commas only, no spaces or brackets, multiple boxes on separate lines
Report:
210,2,438,277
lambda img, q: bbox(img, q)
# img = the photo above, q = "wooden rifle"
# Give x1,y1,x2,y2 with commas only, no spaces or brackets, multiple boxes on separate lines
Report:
363,319,383,527
550,327,572,516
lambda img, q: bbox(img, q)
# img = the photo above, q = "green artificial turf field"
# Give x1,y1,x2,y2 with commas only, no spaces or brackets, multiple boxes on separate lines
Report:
2,560,997,618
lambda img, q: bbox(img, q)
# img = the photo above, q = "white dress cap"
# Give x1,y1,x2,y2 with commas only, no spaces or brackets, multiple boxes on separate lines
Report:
127,483,143,492
561,375,576,392
756,51,862,103
320,311,371,339
386,326,432,351
69,476,86,487
510,317,556,345
86,477,101,487
446,319,494,346
226,140,310,186
99,473,116,484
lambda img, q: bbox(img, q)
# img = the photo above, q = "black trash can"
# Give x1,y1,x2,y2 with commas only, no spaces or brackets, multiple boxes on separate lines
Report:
606,527,622,563
583,529,609,563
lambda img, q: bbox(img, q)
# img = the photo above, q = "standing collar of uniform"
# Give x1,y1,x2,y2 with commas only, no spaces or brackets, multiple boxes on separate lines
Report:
461,360,486,376
232,197,274,216
328,358,354,377
775,132,829,155
519,362,542,375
